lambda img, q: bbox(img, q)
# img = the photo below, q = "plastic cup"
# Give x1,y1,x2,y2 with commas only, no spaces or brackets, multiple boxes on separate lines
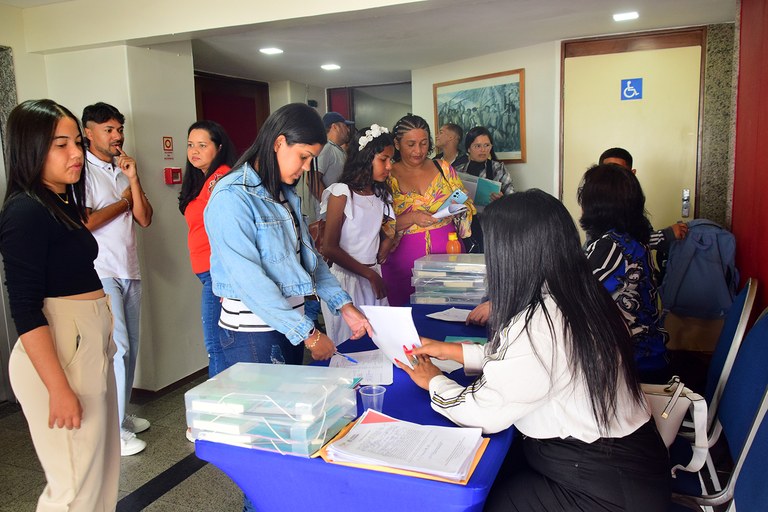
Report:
359,385,386,413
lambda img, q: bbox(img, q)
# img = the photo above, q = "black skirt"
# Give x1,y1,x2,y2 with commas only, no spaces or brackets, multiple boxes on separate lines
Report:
484,421,671,512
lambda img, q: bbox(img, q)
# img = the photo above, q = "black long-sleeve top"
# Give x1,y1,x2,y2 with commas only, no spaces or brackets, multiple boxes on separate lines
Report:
0,192,101,335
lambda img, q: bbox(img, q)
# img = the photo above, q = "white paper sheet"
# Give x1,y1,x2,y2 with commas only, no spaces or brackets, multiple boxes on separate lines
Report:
326,410,483,481
431,203,467,219
431,359,463,373
425,307,472,323
329,349,393,385
359,306,421,369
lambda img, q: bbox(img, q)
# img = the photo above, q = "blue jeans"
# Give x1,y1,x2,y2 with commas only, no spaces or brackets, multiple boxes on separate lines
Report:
304,298,321,323
100,277,141,427
219,328,304,369
218,328,304,512
196,271,226,377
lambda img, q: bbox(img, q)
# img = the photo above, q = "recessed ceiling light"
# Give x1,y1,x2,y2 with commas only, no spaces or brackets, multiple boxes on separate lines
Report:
321,64,341,71
259,47,283,55
613,11,639,22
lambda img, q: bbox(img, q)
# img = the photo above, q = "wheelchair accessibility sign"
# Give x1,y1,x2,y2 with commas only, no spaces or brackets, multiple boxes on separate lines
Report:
621,78,643,100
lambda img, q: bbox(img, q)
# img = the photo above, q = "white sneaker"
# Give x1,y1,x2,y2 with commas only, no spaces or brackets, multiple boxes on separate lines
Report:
122,414,150,434
120,430,147,456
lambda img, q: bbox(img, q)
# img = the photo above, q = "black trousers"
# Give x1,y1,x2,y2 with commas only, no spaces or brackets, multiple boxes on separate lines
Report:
484,421,671,512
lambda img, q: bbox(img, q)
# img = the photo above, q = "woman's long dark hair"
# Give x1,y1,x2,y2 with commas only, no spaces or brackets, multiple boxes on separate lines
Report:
234,103,326,199
482,190,642,433
338,126,393,203
178,120,237,214
3,99,87,229
578,164,653,244
464,126,499,162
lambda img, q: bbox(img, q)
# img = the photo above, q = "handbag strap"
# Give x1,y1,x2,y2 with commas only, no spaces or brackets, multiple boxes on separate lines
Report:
671,392,708,476
662,377,684,419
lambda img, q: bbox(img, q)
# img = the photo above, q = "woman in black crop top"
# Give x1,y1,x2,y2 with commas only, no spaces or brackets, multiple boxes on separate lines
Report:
0,99,120,511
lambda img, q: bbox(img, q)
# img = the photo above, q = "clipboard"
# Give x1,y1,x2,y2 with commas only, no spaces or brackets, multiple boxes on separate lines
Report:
315,414,490,485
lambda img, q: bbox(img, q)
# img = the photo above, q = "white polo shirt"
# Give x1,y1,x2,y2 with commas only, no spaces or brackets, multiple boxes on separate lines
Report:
85,150,140,280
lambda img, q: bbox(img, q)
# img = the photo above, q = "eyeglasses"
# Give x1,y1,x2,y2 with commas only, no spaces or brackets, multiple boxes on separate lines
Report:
471,143,492,150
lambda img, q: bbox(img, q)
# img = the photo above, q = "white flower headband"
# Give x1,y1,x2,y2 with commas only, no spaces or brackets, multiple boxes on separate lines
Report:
358,124,389,151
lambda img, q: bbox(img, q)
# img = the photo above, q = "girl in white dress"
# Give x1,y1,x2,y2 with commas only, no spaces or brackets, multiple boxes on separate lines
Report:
320,125,396,344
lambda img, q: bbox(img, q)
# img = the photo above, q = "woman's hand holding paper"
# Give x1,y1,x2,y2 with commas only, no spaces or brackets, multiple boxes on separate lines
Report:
413,338,464,364
340,304,373,339
396,353,443,390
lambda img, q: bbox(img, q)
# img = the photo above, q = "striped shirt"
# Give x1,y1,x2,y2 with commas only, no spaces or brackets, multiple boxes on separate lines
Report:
218,192,306,332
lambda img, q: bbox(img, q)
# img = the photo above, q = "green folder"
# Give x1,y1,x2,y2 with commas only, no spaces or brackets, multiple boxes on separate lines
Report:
474,178,502,207
444,336,487,345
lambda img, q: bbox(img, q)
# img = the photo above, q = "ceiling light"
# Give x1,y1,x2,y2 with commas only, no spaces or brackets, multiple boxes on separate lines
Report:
259,47,283,55
613,11,639,22
321,64,341,71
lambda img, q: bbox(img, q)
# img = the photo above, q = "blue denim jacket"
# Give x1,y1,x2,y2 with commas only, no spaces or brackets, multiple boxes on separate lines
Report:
204,163,351,345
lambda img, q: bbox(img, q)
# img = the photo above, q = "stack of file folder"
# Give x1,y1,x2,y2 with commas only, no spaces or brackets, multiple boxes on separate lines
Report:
411,253,487,306
185,363,357,457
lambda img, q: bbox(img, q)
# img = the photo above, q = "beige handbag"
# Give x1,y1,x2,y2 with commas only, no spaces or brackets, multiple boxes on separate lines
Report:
642,376,708,475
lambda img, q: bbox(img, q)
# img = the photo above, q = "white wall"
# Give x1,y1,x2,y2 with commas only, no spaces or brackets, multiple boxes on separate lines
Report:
412,41,561,195
353,89,410,132
45,41,203,391
269,80,326,114
0,4,47,101
22,0,419,53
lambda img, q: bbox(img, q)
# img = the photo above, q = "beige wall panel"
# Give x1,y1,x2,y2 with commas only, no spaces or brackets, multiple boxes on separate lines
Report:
563,46,701,238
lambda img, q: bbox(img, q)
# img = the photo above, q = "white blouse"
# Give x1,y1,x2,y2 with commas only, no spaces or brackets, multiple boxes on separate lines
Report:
320,183,392,265
428,293,651,442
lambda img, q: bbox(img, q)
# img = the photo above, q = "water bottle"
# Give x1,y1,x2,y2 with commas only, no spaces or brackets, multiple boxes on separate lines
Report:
446,232,462,254
270,345,285,364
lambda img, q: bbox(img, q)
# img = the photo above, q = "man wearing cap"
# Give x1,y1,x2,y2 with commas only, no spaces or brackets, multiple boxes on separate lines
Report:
308,112,355,202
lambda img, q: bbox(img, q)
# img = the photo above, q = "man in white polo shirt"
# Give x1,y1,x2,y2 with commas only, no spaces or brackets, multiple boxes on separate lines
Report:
82,103,153,456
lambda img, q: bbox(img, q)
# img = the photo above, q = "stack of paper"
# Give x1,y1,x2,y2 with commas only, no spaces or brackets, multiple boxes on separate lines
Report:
185,363,357,456
323,410,486,482
411,254,487,306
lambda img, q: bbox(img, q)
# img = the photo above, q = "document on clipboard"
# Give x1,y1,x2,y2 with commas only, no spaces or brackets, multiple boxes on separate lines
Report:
320,410,487,483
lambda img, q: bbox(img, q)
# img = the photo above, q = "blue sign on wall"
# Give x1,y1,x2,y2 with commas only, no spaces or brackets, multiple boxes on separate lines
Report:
621,78,643,101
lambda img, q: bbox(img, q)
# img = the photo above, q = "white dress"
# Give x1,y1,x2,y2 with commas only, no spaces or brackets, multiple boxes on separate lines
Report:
320,183,391,345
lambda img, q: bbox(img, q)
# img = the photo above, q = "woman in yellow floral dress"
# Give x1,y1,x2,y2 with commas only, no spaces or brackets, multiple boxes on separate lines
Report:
381,114,475,305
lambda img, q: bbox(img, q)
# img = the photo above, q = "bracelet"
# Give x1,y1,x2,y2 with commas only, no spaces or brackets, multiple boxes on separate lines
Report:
121,197,131,211
305,328,321,349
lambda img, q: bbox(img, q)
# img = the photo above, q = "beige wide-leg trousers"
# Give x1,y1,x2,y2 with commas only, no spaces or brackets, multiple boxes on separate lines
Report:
9,296,120,512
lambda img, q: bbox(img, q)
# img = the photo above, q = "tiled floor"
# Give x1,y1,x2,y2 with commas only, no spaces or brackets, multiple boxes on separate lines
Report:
0,373,245,512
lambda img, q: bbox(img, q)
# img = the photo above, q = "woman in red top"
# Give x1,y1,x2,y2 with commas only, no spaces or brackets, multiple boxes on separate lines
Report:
179,121,236,377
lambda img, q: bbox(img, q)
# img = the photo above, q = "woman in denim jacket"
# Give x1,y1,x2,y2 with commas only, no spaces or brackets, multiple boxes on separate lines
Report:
204,103,372,369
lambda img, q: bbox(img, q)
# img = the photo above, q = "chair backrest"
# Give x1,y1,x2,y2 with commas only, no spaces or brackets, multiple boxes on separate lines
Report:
705,278,757,428
729,387,768,511
718,307,768,467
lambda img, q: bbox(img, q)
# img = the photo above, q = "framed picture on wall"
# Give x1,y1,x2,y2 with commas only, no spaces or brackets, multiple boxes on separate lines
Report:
433,68,526,163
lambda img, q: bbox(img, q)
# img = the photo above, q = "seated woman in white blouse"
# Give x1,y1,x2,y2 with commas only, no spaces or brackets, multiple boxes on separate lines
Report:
398,190,670,512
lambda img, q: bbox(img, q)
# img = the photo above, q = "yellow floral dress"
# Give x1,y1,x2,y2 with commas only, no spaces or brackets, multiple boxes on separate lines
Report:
381,159,475,305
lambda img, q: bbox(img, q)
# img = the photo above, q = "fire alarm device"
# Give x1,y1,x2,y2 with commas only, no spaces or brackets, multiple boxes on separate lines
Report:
164,167,182,185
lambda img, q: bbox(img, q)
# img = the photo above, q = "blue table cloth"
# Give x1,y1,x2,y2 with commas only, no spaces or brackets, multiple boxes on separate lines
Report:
195,304,515,512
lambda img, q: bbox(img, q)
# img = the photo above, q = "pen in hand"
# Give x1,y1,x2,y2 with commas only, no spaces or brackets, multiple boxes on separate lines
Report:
334,351,358,364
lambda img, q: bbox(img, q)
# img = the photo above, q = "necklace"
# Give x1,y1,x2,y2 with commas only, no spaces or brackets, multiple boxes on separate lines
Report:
357,190,377,207
55,192,69,204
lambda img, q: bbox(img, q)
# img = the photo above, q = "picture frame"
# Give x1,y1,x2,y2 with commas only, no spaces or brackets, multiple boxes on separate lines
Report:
433,68,526,163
